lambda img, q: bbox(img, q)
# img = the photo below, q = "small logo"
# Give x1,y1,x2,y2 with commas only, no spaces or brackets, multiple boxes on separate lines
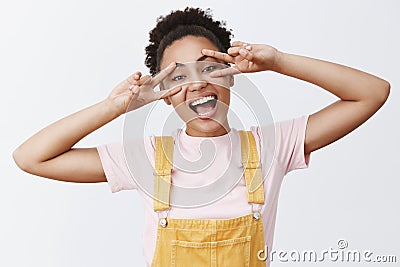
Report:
337,239,348,249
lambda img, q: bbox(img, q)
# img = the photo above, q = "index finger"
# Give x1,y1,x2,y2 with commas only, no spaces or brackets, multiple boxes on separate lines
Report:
150,62,177,87
201,49,235,64
210,66,241,78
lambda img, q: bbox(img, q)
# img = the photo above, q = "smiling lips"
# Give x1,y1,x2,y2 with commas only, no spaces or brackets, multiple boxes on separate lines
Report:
188,94,218,118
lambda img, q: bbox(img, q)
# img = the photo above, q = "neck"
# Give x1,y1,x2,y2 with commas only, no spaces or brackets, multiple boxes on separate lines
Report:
185,119,231,137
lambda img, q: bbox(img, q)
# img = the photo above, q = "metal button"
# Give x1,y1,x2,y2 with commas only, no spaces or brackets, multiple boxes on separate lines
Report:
159,218,167,227
253,212,261,220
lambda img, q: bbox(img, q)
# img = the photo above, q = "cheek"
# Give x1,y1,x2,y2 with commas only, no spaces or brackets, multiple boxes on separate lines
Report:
218,88,231,104
224,95,231,106
169,92,186,107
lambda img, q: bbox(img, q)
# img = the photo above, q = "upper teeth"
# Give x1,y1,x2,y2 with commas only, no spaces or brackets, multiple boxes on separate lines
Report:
190,95,216,106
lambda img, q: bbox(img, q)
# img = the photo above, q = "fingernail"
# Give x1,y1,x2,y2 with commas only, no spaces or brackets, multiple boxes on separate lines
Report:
239,49,248,56
245,45,252,50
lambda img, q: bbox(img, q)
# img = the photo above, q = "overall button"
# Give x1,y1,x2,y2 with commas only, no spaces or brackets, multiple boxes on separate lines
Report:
159,218,168,227
253,212,261,220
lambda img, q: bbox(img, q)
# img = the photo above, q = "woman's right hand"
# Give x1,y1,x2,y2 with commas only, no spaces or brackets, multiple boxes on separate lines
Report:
107,62,181,115
13,62,181,183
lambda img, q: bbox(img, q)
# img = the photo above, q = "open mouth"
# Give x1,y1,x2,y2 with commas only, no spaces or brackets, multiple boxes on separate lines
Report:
188,94,218,117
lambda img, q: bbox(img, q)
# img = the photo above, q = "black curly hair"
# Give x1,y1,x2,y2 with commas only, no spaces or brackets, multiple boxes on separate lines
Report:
145,7,234,76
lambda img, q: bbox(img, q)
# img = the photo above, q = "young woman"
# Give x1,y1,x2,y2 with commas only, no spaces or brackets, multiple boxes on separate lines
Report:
13,7,390,267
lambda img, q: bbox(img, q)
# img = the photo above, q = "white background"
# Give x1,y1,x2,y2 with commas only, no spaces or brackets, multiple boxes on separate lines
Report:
1,0,399,266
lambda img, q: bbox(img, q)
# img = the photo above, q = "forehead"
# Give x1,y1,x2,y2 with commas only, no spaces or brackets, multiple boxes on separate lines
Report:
159,36,220,70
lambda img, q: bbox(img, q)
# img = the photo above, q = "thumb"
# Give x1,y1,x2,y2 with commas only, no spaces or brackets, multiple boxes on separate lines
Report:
157,86,182,100
127,85,140,102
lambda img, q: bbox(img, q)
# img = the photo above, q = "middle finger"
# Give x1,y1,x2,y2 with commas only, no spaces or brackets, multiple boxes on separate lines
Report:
150,62,177,87
201,49,235,63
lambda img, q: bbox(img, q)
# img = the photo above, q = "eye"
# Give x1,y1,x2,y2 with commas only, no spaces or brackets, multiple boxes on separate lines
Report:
202,65,217,72
172,75,186,81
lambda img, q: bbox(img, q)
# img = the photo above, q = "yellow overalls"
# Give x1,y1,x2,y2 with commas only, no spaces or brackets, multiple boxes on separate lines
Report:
151,131,266,267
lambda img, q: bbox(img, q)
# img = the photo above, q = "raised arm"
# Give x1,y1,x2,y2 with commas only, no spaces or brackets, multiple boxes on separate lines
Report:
13,99,119,183
272,50,391,154
202,42,390,155
13,63,180,183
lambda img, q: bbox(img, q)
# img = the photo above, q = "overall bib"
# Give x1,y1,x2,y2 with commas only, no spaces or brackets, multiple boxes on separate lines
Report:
151,131,267,267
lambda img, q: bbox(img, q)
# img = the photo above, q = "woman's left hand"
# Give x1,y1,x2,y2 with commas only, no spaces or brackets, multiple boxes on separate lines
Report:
201,41,281,75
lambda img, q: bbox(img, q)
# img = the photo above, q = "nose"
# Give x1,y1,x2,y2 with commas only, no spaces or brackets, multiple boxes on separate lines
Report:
188,80,207,92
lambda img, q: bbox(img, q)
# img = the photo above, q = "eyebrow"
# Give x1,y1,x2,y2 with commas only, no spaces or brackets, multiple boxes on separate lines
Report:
175,55,211,67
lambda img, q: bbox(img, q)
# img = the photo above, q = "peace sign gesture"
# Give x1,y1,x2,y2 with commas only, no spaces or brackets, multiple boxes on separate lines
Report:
201,41,281,77
108,62,181,115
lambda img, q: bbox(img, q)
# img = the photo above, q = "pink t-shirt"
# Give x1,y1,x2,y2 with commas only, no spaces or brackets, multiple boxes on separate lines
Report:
97,114,312,267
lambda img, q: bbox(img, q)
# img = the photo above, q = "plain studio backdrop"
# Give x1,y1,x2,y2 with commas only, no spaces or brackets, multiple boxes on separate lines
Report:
1,1,399,266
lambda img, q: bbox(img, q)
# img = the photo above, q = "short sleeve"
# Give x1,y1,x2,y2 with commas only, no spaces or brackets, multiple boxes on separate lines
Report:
276,114,312,175
97,142,137,193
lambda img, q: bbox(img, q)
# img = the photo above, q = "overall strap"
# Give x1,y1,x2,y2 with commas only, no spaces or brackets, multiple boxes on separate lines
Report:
238,130,265,205
153,136,174,211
